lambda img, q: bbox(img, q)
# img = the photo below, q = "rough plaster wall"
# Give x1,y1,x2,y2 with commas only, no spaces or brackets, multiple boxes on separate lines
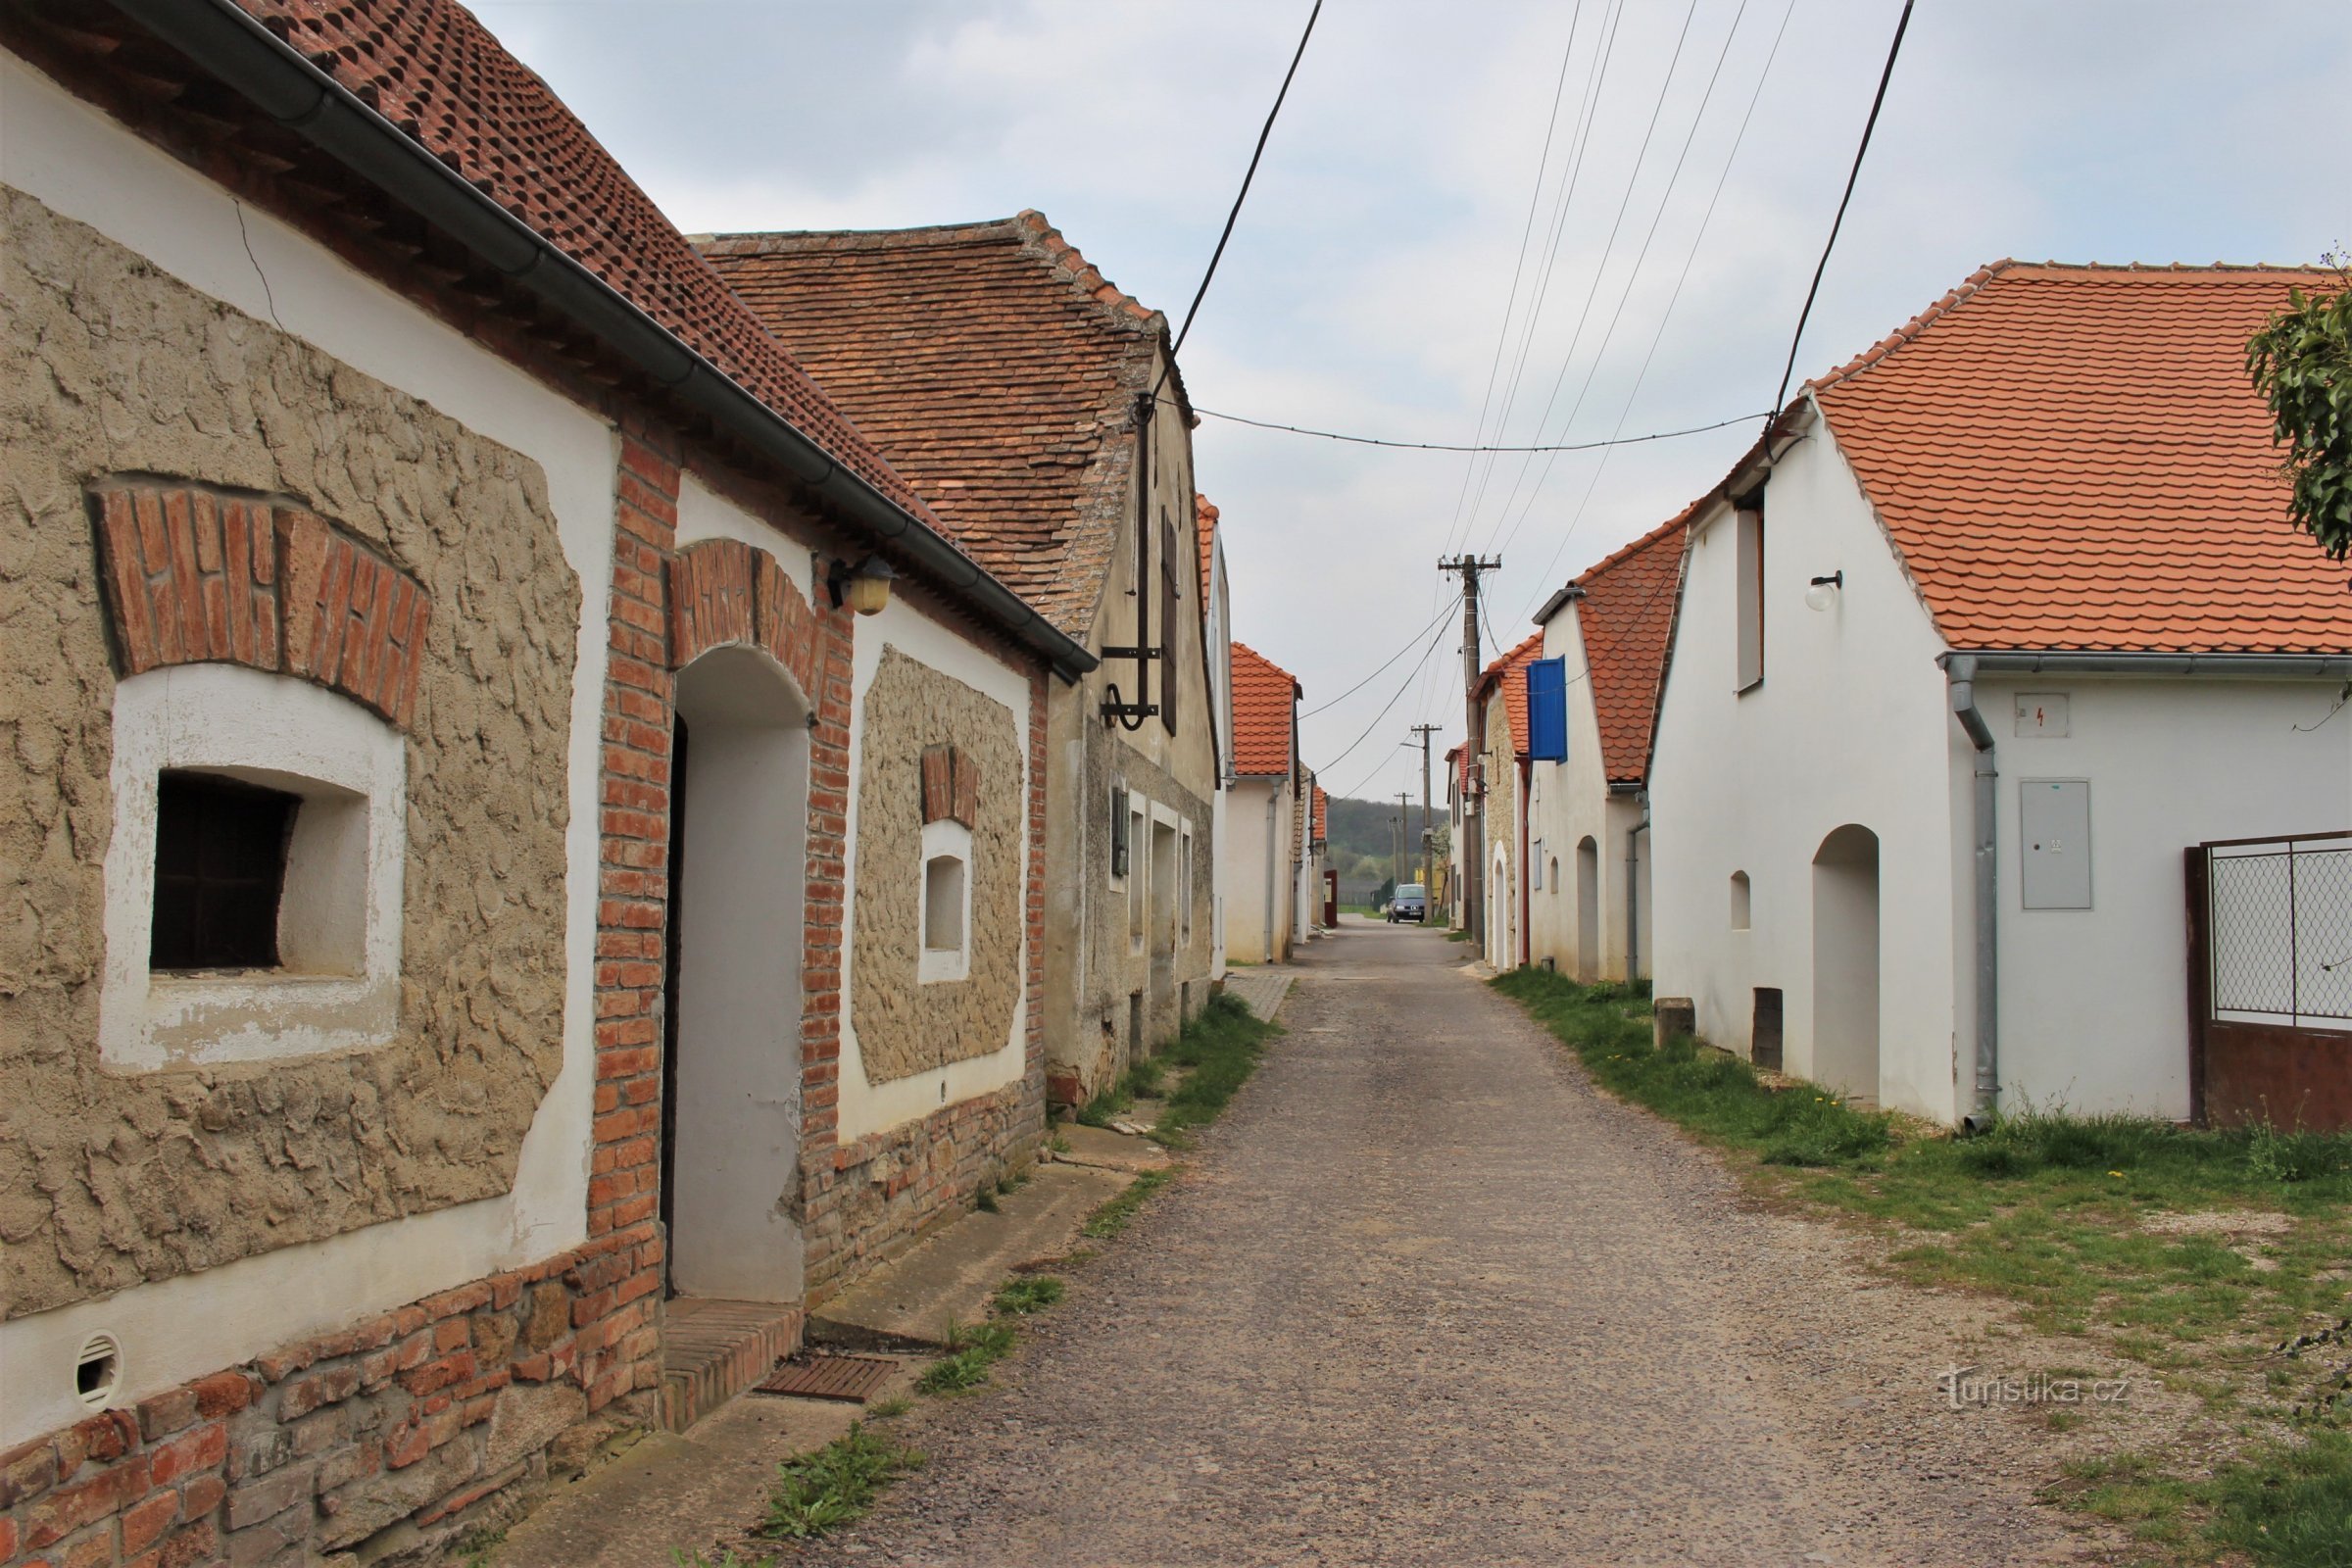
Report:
1484,688,1515,861
0,187,578,1319
852,646,1021,1083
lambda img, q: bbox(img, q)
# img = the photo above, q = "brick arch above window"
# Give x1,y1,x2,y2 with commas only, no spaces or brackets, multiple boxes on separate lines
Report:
666,536,822,698
90,480,432,731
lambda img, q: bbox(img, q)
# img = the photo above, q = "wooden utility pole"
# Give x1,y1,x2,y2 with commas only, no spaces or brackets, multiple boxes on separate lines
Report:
1396,792,1412,887
1408,722,1439,886
1439,555,1500,943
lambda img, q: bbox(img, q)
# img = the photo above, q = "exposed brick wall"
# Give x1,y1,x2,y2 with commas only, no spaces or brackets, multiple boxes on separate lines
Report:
89,480,432,730
587,427,681,1246
0,1230,658,1568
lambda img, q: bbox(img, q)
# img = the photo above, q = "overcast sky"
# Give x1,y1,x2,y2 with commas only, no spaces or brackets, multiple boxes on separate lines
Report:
472,0,2351,808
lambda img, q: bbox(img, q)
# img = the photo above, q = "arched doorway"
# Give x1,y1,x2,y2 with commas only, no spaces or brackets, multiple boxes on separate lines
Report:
1575,836,1600,981
1488,842,1510,968
1811,824,1882,1103
662,645,809,1302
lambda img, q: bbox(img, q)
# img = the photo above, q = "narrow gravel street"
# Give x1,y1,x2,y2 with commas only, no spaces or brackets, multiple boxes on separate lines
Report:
793,922,2129,1567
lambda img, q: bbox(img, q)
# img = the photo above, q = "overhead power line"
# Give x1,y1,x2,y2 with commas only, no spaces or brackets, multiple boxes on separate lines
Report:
1770,0,1914,422
1189,406,1767,453
1312,606,1461,783
1164,1,1323,369
1299,595,1461,717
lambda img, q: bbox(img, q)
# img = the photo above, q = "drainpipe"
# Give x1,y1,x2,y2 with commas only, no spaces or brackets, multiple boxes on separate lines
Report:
1945,655,1999,1125
1263,788,1279,961
1627,807,1649,981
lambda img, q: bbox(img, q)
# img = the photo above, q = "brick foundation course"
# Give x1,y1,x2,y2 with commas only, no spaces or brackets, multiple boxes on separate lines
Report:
0,1227,661,1568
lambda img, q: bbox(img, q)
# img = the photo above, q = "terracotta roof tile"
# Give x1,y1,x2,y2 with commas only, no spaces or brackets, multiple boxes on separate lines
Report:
696,215,1175,639
1231,642,1298,776
1808,263,2350,654
237,0,945,542
1573,508,1694,785
1196,493,1220,607
1476,632,1545,757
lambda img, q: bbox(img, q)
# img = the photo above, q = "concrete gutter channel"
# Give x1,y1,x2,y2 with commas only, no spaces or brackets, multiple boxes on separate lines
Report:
498,977,1292,1566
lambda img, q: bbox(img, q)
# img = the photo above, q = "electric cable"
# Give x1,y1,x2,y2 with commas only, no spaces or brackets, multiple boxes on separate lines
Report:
1769,0,1914,424
1157,0,1322,389
1492,0,1750,560
1188,406,1767,453
1308,606,1461,783
1299,595,1461,717
1478,0,1703,556
1507,0,1797,622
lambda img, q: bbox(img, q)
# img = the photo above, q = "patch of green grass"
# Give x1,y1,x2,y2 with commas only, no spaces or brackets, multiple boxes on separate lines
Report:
2207,1429,2352,1568
1082,1167,1172,1239
992,1275,1065,1316
917,1318,1017,1395
755,1423,923,1542
1446,928,1473,943
1491,964,2352,1568
670,1550,776,1568
1151,994,1280,1145
974,1187,1000,1213
864,1395,912,1420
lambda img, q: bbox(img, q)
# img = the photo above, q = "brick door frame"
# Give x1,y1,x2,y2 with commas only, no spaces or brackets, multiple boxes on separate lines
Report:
585,429,854,1270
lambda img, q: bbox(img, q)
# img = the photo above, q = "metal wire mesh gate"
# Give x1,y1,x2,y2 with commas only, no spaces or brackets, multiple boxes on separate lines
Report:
2202,831,2352,1030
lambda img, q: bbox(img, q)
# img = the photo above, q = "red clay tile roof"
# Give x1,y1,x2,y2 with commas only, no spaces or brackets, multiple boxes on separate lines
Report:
695,215,1181,639
1231,642,1298,776
1196,494,1220,607
237,0,946,543
1573,508,1694,785
1808,262,2350,654
1476,632,1544,757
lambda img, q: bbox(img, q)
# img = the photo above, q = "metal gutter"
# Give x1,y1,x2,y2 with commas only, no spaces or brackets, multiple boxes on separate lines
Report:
113,0,1098,683
1942,651,2352,679
1943,657,2000,1125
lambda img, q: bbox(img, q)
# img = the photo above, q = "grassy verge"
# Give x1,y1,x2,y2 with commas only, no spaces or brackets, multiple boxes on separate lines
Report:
1152,993,1280,1146
1492,966,2352,1567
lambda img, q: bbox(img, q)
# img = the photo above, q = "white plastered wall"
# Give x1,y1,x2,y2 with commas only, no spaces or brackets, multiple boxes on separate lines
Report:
837,601,1033,1141
1972,675,2352,1119
1528,602,1646,980
0,53,617,1447
1647,417,1963,1121
1222,777,1285,963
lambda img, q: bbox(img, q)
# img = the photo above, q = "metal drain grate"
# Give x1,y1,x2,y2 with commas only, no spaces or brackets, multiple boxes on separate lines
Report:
755,1352,900,1403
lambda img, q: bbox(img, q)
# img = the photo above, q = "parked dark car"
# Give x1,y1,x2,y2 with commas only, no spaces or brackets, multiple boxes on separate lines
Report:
1388,883,1429,923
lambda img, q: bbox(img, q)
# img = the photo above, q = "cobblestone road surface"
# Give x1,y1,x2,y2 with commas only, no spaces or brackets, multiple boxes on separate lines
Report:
787,922,2142,1567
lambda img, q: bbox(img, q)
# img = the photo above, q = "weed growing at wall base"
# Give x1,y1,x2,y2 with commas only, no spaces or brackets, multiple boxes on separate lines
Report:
757,1423,925,1541
1491,965,2352,1568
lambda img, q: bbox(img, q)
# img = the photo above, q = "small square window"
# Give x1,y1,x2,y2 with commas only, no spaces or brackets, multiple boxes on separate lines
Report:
151,770,296,971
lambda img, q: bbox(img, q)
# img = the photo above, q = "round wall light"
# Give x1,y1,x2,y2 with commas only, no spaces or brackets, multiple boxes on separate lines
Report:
826,553,898,616
1805,570,1843,612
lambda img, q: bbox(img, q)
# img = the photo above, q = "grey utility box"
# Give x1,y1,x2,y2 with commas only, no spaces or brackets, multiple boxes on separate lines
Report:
2020,779,2091,909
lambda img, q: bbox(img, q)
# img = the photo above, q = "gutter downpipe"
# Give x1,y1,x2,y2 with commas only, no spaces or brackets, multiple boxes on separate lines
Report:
1627,806,1649,982
1263,788,1280,961
122,0,1098,685
1944,656,2000,1126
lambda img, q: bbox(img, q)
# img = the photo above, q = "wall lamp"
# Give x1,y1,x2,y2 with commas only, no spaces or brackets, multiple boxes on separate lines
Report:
1805,570,1843,612
827,553,898,615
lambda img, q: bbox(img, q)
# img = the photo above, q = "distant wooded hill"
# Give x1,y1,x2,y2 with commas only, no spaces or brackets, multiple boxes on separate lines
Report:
1324,793,1446,890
